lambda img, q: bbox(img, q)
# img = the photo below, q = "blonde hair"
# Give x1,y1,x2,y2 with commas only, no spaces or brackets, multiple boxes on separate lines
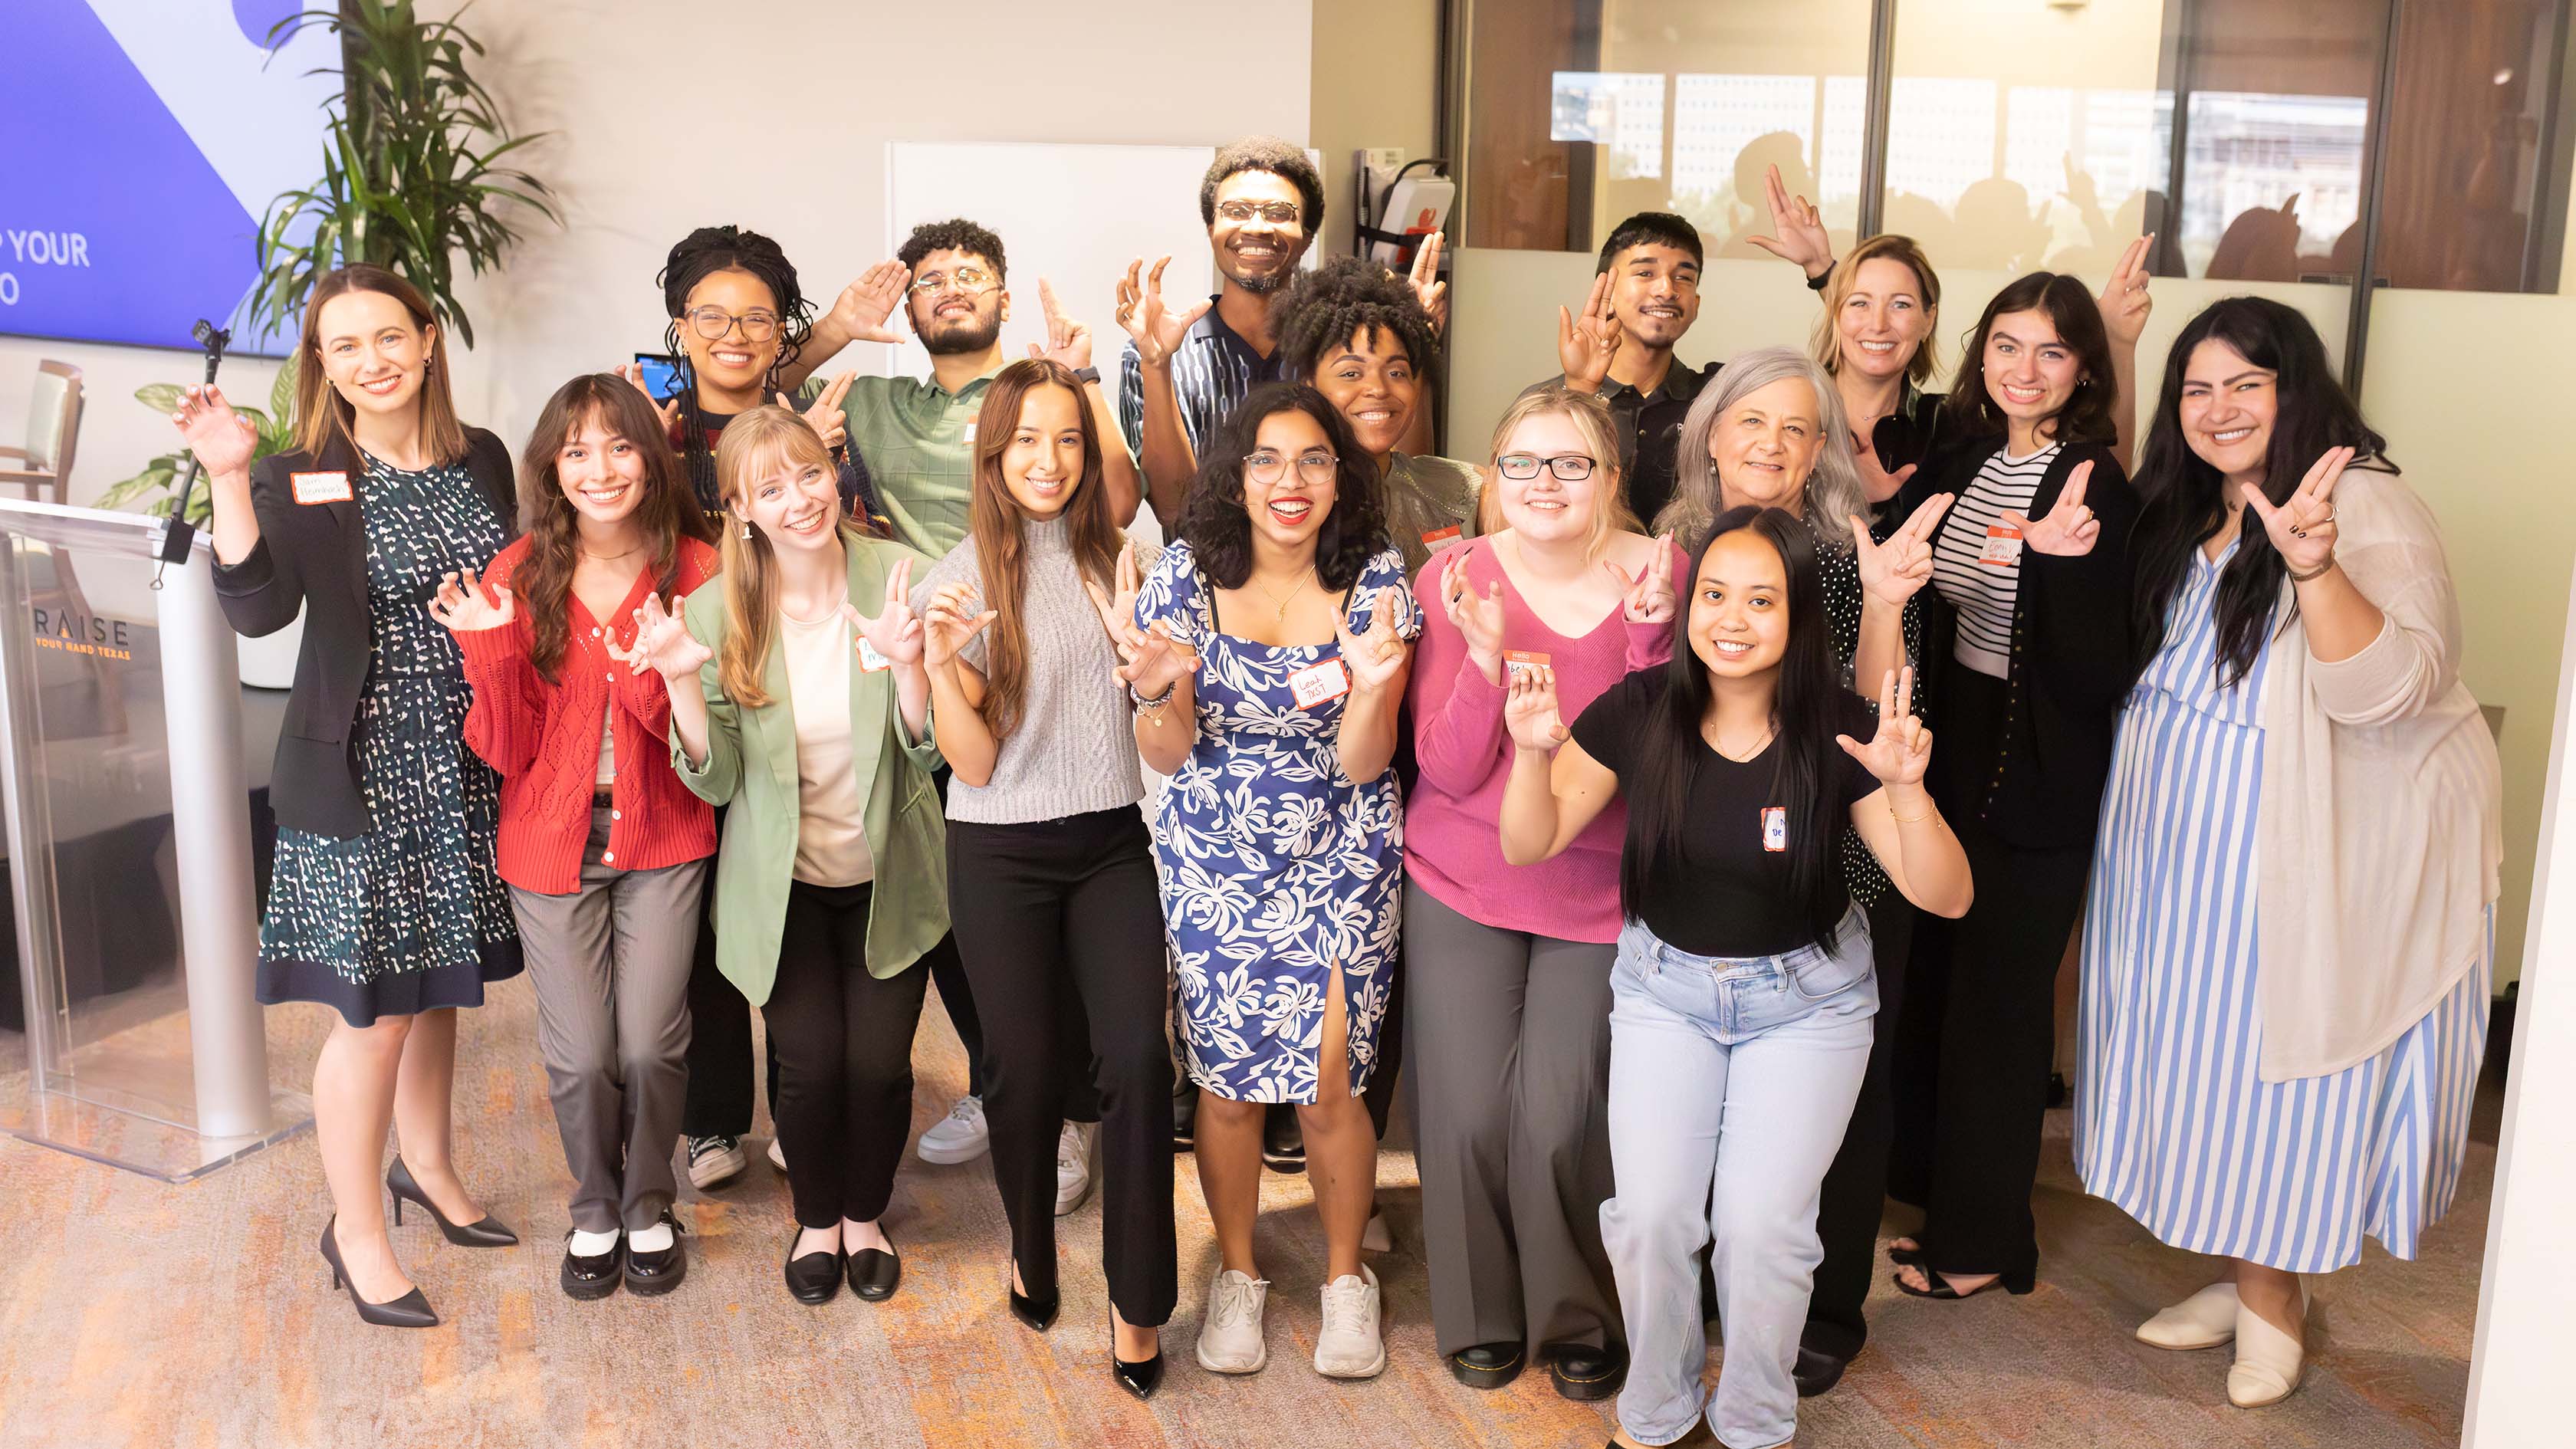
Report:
1809,234,1942,387
1477,385,1638,557
711,406,859,708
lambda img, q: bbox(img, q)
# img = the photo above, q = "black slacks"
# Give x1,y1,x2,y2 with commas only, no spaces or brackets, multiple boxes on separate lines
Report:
767,879,932,1228
1801,889,1914,1359
948,809,1176,1324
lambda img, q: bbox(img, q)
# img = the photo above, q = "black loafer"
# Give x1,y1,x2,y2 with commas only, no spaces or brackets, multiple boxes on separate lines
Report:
1447,1342,1524,1389
784,1230,842,1305
1549,1342,1627,1401
1793,1344,1851,1398
1260,1105,1306,1172
622,1211,688,1297
848,1244,902,1302
560,1230,623,1301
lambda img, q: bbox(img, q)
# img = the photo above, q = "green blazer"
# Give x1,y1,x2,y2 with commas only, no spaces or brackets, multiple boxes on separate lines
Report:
670,536,948,1005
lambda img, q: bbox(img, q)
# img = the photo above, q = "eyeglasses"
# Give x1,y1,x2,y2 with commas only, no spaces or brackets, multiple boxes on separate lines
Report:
686,306,781,343
1242,449,1339,485
911,265,998,297
1217,199,1303,226
1497,452,1598,481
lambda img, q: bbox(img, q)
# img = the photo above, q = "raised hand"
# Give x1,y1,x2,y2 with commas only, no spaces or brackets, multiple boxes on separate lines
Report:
1336,588,1410,695
1407,232,1449,334
921,580,997,669
1441,554,1508,668
1999,461,2102,557
427,564,514,632
627,592,712,681
2097,233,2154,348
1746,162,1835,278
1608,534,1677,624
1556,271,1623,390
1851,424,1919,504
823,261,910,347
613,363,683,435
1836,666,1934,788
170,383,258,478
1503,664,1569,751
1027,278,1096,372
844,556,925,669
1853,494,1953,608
1117,618,1201,698
789,376,853,454
1081,541,1146,659
1115,256,1211,369
2242,445,2349,579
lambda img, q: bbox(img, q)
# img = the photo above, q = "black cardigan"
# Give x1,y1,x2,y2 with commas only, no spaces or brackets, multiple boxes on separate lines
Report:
211,428,518,838
1906,435,2137,851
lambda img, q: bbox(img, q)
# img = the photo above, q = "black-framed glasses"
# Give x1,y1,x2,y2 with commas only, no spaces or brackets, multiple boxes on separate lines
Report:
1243,449,1339,485
1497,452,1597,481
1217,199,1302,226
911,265,998,297
686,306,780,343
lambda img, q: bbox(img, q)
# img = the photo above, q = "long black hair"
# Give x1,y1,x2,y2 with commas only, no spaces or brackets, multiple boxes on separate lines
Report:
1943,271,2120,448
1178,383,1391,592
2130,297,2390,686
1622,505,1852,952
656,225,814,504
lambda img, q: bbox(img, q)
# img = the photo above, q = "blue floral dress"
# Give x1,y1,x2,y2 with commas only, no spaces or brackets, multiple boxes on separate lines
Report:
1135,542,1421,1104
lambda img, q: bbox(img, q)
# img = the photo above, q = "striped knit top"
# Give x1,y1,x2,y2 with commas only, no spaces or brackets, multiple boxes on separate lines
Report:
1931,440,2061,677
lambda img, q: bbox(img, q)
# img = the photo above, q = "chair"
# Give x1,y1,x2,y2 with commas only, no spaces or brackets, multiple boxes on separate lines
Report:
0,360,84,504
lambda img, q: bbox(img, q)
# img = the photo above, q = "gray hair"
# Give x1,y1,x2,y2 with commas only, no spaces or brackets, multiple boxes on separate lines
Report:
1656,346,1865,550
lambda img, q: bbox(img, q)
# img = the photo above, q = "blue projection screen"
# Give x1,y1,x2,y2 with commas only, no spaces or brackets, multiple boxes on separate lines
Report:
2,2,338,354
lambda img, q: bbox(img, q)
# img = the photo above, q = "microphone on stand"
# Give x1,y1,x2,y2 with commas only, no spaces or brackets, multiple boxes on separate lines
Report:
155,320,233,580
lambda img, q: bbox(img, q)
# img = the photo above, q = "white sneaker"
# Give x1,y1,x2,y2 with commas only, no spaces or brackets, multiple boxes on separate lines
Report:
1054,1121,1096,1216
2137,1281,2239,1350
1361,1209,1392,1254
917,1095,989,1165
767,1136,787,1173
1314,1263,1387,1378
1195,1269,1270,1374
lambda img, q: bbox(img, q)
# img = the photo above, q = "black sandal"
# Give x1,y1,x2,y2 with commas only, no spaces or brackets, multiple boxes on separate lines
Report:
1885,1238,1925,1267
1892,1263,2036,1300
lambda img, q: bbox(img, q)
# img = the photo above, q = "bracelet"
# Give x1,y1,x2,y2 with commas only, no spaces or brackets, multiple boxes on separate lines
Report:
2286,557,2336,583
1888,800,1934,824
1806,259,1835,293
1130,679,1176,709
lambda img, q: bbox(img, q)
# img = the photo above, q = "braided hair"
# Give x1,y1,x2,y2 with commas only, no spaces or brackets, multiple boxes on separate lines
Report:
656,225,814,508
1272,254,1442,389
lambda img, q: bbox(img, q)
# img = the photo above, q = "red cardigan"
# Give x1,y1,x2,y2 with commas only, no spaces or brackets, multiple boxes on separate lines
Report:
458,535,721,893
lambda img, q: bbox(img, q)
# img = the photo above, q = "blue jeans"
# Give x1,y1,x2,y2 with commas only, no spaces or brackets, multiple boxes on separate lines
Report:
1602,913,1878,1449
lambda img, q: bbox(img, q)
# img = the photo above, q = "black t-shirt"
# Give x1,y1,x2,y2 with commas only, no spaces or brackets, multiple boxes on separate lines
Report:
1570,669,1882,958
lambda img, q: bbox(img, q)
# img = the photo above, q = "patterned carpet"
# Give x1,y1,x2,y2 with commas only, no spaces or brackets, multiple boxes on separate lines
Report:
0,973,2493,1448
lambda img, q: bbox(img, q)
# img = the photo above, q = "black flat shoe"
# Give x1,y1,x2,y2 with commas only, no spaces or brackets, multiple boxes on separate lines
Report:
1010,1280,1060,1331
1111,1314,1165,1401
784,1229,842,1305
622,1211,688,1297
1793,1344,1850,1398
1892,1264,2036,1300
561,1230,622,1302
1446,1342,1524,1390
319,1216,439,1328
848,1242,901,1302
1549,1342,1627,1401
386,1157,518,1247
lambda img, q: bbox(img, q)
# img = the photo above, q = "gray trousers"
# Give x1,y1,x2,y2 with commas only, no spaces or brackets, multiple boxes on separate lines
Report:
508,807,709,1234
1402,881,1621,1357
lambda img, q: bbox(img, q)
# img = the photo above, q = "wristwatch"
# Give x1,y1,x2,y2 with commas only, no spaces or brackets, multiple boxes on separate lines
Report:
1073,366,1102,386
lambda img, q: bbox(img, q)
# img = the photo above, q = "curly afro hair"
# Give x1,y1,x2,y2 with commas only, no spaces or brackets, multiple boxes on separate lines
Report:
1272,254,1442,389
896,217,1007,282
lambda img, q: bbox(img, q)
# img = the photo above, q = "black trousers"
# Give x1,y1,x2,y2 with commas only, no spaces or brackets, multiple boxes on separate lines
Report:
1888,819,2089,1277
948,810,1176,1324
768,879,933,1228
1802,889,1915,1360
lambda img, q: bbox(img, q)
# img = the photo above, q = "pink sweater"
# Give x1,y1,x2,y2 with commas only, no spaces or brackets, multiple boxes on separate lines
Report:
1406,537,1684,944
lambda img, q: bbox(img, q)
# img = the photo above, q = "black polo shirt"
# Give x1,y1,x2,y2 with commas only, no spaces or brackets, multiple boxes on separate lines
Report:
1521,356,1720,527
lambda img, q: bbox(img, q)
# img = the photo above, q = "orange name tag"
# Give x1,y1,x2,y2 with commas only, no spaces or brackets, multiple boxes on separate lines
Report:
290,471,352,504
1421,524,1463,551
1762,806,1787,852
1289,658,1352,708
1503,649,1550,684
1980,524,2023,567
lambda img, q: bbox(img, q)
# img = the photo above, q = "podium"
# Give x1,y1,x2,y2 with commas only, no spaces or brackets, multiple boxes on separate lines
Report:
0,498,309,1180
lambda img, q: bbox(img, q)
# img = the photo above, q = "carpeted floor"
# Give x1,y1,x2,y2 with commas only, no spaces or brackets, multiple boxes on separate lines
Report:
0,972,2493,1448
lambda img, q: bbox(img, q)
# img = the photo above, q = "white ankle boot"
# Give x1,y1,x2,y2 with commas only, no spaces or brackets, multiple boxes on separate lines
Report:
2226,1279,2308,1408
2137,1281,2239,1350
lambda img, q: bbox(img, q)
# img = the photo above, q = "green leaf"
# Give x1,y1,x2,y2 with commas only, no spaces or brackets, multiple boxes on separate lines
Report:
269,353,300,421
134,383,186,413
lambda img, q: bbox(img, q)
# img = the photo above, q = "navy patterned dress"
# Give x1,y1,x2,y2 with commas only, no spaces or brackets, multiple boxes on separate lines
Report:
255,453,521,1025
1135,541,1420,1105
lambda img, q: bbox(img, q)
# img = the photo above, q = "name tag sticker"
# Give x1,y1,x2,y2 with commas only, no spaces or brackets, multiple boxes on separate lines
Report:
290,471,352,505
1503,649,1551,684
855,636,892,673
961,422,978,445
1289,658,1352,709
1761,806,1788,853
1421,524,1463,550
1980,524,2023,567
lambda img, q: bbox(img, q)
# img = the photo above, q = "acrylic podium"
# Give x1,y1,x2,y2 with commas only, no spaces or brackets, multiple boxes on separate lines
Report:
0,497,308,1179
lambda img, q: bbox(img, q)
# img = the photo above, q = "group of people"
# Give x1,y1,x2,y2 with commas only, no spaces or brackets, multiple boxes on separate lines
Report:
169,133,2500,1447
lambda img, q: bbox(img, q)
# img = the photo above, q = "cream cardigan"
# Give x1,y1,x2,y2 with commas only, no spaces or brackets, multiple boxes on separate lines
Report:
2254,467,2501,1081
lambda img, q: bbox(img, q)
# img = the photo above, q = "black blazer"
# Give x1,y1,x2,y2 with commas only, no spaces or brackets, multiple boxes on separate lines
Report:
211,428,518,838
1907,435,2137,851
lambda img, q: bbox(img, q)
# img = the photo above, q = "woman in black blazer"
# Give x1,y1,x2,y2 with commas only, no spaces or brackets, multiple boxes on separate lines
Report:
1882,272,2139,1303
173,264,522,1329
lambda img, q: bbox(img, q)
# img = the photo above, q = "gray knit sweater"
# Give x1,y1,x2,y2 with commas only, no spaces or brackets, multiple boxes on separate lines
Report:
910,516,1153,825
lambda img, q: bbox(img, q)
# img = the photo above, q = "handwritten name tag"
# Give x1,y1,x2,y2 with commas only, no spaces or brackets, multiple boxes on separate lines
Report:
1288,658,1351,709
290,471,353,505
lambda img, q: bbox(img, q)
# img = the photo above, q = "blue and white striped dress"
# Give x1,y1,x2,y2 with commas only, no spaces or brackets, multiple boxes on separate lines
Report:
2075,540,2488,1272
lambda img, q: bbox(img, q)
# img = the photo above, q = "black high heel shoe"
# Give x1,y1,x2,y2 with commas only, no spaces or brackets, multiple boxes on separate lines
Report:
386,1158,518,1247
1109,1313,1165,1401
1009,1264,1059,1331
319,1216,439,1328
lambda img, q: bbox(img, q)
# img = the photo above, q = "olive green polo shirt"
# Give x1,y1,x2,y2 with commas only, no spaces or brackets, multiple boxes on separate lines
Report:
830,365,1003,557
